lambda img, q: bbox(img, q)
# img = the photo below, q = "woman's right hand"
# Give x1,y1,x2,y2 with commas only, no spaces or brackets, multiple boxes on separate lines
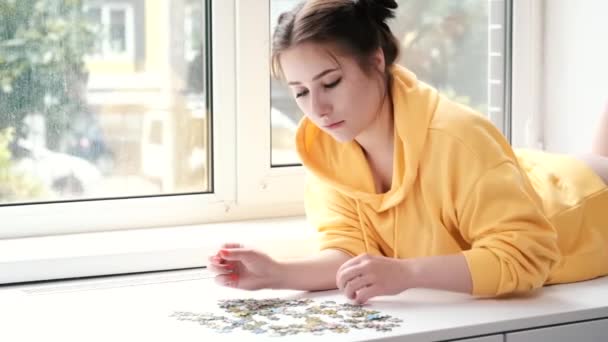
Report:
208,243,282,290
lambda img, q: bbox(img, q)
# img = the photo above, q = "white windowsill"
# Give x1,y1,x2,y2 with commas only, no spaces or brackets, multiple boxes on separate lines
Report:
0,216,318,284
3,262,608,341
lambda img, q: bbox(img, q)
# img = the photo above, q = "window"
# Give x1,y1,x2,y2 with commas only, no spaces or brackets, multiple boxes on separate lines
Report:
0,0,515,238
0,0,518,249
1,0,209,204
85,3,135,60
1,0,227,238
270,0,513,165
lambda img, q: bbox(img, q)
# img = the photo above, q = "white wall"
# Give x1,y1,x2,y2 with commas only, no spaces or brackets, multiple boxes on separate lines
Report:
543,0,608,153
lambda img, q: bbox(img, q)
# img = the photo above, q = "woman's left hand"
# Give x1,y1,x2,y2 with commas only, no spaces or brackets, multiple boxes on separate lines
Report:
336,254,413,304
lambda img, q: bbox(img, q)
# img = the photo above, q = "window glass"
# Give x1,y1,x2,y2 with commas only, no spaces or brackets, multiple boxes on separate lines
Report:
109,9,127,53
0,0,211,205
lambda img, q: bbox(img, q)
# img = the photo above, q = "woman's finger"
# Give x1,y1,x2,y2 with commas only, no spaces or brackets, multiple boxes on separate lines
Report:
353,284,380,304
208,254,226,265
221,242,244,249
208,256,238,270
208,263,235,275
337,253,369,275
218,248,257,263
214,273,240,288
336,263,366,290
343,274,373,300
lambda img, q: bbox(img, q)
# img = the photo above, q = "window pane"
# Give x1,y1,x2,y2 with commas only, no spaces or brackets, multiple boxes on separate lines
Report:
0,0,211,205
270,0,509,166
85,8,103,55
109,10,127,53
270,0,304,167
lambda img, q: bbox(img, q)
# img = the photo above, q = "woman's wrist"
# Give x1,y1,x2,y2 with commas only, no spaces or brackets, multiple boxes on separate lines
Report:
398,254,473,294
271,261,289,289
272,252,349,291
398,258,419,289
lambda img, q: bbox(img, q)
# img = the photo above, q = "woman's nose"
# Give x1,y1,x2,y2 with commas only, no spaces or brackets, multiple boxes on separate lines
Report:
310,93,331,118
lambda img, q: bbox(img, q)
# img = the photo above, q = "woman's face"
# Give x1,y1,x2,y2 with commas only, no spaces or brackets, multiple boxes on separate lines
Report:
280,42,385,143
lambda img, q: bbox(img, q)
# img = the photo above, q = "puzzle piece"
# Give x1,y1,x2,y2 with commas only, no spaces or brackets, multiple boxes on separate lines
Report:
171,298,403,337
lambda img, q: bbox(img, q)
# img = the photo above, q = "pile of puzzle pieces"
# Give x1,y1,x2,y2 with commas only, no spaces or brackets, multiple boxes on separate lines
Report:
171,298,403,337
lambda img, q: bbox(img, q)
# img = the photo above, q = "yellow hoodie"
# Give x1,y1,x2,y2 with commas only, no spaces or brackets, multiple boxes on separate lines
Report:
296,65,608,297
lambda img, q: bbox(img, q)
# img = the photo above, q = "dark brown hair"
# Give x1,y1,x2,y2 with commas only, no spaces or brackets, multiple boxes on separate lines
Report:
271,0,400,80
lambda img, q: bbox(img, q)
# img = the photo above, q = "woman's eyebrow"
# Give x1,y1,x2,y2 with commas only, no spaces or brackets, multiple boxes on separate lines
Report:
287,68,339,85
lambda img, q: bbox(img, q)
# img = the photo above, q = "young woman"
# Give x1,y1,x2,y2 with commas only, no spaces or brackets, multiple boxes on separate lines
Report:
209,0,608,304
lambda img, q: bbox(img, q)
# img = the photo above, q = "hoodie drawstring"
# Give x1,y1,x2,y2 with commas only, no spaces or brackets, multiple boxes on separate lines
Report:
356,200,400,259
393,208,399,258
356,200,370,254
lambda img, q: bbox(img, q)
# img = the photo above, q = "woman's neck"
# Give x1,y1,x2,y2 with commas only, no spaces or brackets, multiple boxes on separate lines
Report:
356,92,394,161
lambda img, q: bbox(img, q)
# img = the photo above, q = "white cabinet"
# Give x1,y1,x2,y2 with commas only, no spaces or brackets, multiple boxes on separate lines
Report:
506,319,608,342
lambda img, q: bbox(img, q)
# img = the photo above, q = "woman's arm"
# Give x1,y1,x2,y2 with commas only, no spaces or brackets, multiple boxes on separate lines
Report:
335,252,472,304
406,253,473,293
213,247,351,291
276,249,352,290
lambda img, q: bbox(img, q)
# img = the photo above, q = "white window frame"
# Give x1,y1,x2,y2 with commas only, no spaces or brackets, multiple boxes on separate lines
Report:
0,0,539,284
0,0,304,284
510,0,545,149
1,0,307,240
488,0,507,135
235,0,306,205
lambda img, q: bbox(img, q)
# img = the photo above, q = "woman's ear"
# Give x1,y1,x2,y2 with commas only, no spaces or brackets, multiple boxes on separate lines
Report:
371,47,386,74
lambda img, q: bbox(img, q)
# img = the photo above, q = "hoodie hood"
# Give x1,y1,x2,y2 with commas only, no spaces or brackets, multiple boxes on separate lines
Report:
296,65,439,212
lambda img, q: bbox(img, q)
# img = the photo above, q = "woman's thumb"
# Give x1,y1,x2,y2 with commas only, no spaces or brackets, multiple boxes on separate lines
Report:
219,248,253,261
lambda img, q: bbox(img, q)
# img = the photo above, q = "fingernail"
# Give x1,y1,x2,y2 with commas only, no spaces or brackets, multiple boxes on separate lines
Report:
226,264,234,270
219,249,230,257
230,274,238,281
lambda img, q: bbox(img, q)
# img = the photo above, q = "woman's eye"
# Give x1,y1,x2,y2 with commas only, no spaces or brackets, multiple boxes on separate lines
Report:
295,89,309,98
324,78,342,89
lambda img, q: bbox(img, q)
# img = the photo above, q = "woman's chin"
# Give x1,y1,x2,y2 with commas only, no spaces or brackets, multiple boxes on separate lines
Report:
329,132,355,144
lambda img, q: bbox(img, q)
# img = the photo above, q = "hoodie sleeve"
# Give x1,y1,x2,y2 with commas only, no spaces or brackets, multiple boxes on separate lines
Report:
304,176,383,257
459,161,561,296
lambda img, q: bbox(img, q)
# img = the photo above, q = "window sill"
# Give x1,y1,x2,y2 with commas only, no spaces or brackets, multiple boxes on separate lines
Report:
0,216,318,284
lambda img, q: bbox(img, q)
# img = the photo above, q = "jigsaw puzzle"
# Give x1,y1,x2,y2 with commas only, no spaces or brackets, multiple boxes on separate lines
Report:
171,298,403,337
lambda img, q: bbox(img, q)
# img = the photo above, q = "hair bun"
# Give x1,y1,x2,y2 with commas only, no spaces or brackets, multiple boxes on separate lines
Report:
355,0,398,24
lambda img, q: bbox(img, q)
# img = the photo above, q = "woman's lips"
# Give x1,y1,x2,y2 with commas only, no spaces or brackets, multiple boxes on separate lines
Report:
324,120,345,130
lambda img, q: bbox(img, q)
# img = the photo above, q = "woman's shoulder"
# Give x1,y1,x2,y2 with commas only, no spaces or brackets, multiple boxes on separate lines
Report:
429,96,497,135
426,95,515,167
